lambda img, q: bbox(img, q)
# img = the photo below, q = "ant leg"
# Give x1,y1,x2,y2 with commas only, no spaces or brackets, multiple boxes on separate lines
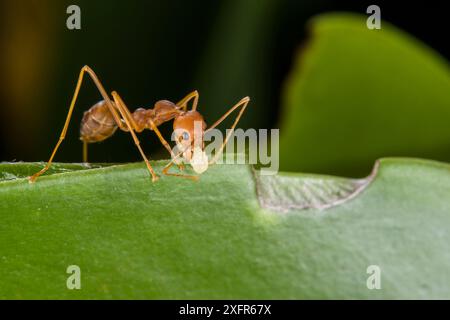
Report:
83,141,88,163
162,151,199,181
206,96,250,165
111,91,159,182
146,118,185,171
114,91,184,171
176,90,199,111
29,65,124,183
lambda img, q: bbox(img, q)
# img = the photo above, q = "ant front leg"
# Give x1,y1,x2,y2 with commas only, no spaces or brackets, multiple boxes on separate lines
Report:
176,90,199,111
206,96,250,165
146,118,185,172
162,151,199,181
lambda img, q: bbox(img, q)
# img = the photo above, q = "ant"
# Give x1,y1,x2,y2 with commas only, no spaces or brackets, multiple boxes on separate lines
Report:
29,66,250,183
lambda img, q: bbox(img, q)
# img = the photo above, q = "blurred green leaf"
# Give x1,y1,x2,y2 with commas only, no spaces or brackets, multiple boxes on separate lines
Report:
1,158,450,298
279,13,450,177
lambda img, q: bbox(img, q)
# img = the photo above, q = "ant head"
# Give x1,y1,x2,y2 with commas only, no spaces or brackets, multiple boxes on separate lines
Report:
173,111,208,173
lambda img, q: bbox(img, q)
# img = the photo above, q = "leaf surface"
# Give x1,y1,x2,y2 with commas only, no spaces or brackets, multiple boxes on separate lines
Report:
1,158,449,299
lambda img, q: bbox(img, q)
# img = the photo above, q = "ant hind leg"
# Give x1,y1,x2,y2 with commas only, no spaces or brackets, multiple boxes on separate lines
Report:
29,66,121,183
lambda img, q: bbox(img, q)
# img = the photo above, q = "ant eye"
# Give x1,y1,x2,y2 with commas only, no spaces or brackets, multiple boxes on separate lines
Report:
182,132,190,140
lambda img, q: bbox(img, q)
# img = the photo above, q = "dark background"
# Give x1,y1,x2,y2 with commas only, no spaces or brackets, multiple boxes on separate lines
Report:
0,0,448,164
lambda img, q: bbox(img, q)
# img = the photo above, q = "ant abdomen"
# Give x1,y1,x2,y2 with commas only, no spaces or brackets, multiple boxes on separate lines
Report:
80,100,118,143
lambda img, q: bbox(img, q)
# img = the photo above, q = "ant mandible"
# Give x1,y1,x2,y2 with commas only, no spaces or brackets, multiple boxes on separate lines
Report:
28,66,250,183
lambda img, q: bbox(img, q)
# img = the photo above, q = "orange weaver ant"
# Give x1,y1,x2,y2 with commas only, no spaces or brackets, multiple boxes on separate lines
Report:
29,66,250,183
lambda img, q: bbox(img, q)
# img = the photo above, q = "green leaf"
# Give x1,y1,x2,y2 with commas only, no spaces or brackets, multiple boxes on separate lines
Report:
279,13,450,177
1,158,449,299
0,162,112,182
